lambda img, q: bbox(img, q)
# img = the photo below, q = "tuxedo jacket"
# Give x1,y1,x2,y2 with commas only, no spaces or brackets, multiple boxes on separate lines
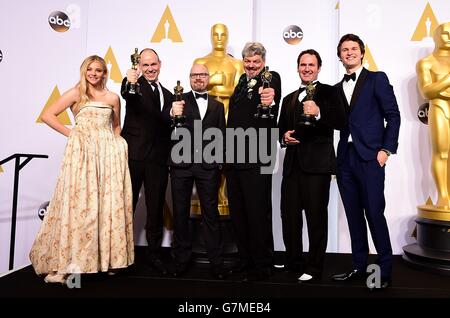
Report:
121,77,173,164
278,82,346,176
226,70,282,169
168,91,226,169
336,68,400,164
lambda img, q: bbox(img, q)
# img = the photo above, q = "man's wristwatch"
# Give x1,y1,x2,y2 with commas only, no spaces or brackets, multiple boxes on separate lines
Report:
381,149,391,156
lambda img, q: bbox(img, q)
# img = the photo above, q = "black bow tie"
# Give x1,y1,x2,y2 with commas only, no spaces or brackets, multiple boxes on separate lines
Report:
343,73,356,82
195,93,207,100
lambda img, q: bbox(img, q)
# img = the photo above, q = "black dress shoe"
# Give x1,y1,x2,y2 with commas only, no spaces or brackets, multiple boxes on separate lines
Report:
231,261,251,274
368,278,391,291
169,262,188,277
211,265,231,280
149,258,168,276
331,269,365,282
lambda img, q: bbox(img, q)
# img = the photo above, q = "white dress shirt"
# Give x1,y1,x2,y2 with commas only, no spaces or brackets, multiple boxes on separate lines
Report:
342,66,363,106
192,91,208,120
149,81,164,111
342,66,363,142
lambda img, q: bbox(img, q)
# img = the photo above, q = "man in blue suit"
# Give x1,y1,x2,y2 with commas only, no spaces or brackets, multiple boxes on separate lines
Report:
331,34,400,290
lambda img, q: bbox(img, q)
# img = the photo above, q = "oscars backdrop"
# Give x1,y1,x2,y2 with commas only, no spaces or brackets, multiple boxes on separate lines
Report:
0,0,449,274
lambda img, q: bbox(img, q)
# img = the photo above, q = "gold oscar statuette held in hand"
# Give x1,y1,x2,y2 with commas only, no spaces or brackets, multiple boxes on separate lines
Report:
254,66,274,119
128,48,141,95
298,81,316,127
173,80,186,127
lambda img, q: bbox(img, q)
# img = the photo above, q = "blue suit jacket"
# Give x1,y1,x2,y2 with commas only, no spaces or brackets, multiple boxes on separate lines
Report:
336,68,400,163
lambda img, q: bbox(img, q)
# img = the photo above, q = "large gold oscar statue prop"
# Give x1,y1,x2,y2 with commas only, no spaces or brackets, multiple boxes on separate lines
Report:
191,23,244,216
403,22,450,274
194,23,244,117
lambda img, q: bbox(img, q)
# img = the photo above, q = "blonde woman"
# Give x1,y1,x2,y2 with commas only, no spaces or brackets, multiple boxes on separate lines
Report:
30,55,134,284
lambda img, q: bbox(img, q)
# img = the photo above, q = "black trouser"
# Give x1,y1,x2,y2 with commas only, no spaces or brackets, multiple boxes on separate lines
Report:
280,167,331,276
337,143,392,279
128,159,168,260
171,165,223,266
226,167,274,270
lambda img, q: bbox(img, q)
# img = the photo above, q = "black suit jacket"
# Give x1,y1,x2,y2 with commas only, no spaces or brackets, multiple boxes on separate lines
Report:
121,77,173,164
226,70,282,169
168,91,226,169
278,82,345,176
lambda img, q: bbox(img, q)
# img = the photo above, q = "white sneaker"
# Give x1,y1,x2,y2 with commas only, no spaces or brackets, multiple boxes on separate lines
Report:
298,273,313,281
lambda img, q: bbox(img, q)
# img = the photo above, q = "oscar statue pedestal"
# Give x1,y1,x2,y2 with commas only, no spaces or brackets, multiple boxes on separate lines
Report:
403,205,450,275
189,212,238,265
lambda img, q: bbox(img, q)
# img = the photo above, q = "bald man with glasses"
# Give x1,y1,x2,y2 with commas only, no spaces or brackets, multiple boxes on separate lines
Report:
168,63,228,279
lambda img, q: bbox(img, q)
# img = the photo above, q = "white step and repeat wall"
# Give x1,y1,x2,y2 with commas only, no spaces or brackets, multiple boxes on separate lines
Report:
0,0,449,274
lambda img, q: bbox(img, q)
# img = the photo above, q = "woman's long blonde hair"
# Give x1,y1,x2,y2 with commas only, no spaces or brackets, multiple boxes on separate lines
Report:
73,55,108,114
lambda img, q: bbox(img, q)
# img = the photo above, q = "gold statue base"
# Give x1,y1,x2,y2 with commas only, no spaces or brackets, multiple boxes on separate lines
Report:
417,204,450,221
189,199,237,255
190,199,229,216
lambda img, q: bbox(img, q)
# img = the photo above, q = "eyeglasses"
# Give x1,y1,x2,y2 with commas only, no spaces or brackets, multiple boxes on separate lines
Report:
190,73,209,79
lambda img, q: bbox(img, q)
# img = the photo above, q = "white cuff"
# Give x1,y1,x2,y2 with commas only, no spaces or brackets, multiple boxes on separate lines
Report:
315,110,321,120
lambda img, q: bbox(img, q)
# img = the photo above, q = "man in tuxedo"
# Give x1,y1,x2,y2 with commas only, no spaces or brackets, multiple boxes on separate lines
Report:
121,48,173,274
169,63,228,279
331,34,400,290
226,42,281,281
278,49,345,282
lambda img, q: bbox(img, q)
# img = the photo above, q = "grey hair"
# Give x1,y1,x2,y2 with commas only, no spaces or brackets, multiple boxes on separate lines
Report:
241,42,266,60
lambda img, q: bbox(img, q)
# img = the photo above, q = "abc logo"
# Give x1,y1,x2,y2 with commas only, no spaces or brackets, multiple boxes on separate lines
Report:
48,11,71,32
283,25,303,45
38,201,50,221
417,103,429,125
0,50,3,63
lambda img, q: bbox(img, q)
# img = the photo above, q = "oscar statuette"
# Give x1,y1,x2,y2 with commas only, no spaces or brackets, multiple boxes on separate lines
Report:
254,66,274,119
403,22,450,274
298,81,316,127
127,48,141,95
173,80,186,127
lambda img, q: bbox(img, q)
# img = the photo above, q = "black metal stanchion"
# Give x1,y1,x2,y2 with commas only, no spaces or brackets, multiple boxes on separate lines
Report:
0,153,48,270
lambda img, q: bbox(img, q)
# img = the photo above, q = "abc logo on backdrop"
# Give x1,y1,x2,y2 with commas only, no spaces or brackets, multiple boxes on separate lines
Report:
283,25,303,45
48,11,71,32
417,103,429,125
38,201,50,220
